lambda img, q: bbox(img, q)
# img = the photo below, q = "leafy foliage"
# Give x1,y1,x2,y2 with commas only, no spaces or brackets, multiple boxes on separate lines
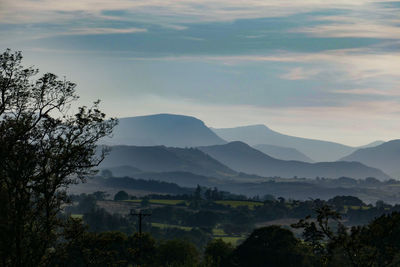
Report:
0,49,116,266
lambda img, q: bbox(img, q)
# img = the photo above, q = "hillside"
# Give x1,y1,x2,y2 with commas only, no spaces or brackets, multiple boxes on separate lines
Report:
213,125,355,162
104,114,226,147
100,145,236,178
253,144,313,162
198,141,391,180
340,140,400,177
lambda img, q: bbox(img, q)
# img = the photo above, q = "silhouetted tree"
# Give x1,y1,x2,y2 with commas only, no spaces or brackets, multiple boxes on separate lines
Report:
155,239,199,266
0,49,116,266
204,239,234,267
234,226,314,267
114,190,129,201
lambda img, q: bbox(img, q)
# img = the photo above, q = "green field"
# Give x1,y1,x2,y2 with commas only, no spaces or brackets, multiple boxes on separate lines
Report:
125,199,188,206
343,205,371,212
212,228,226,236
219,236,244,246
151,222,192,231
125,199,265,209
215,200,264,209
125,199,141,203
152,223,244,246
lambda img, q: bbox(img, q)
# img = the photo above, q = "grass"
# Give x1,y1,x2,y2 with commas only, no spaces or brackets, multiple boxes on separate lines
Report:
219,236,244,246
149,199,187,205
215,200,263,209
151,222,192,231
343,205,371,212
212,228,226,236
71,214,83,219
151,223,244,246
125,199,265,209
125,199,187,206
124,199,141,203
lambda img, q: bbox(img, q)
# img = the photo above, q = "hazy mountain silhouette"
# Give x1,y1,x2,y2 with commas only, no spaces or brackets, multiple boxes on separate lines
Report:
213,125,355,162
105,114,226,147
358,140,385,148
253,144,313,162
340,140,400,177
100,145,236,178
198,141,391,180
101,165,142,177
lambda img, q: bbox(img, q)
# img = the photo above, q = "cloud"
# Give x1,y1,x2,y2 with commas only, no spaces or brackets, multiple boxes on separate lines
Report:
1,0,398,25
295,23,400,39
61,27,147,35
333,88,400,96
127,49,400,82
280,67,321,80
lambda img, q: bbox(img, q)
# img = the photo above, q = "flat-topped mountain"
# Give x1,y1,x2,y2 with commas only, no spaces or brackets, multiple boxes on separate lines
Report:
340,140,400,177
213,125,355,162
198,141,391,180
100,145,236,178
106,114,226,147
253,144,313,162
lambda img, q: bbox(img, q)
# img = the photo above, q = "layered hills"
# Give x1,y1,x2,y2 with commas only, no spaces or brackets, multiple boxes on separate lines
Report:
100,145,236,178
198,141,391,180
340,140,400,177
253,144,313,162
213,125,355,162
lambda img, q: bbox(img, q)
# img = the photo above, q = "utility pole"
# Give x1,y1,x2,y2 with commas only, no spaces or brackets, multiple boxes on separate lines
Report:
130,209,151,234
130,209,152,266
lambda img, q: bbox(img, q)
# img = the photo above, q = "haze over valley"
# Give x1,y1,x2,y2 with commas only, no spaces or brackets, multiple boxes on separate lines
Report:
83,113,400,203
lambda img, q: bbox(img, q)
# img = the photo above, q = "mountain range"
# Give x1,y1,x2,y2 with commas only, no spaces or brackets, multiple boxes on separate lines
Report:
97,113,397,181
100,142,391,181
104,114,226,147
100,145,236,178
253,144,313,162
340,140,400,177
198,141,390,180
213,125,357,162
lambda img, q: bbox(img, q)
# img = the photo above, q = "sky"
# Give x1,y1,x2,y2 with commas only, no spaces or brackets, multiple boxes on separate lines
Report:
0,0,400,146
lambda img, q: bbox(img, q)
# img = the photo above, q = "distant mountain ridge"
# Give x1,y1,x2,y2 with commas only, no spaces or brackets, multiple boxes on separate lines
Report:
104,113,385,163
340,140,400,177
198,141,391,180
105,114,226,147
359,140,385,148
213,125,357,162
100,145,236,178
253,144,313,162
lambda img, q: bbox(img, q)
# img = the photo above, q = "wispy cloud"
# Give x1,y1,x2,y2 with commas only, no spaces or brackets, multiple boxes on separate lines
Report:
62,27,147,35
127,49,400,82
333,88,400,96
1,0,398,24
295,23,400,39
280,67,321,80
